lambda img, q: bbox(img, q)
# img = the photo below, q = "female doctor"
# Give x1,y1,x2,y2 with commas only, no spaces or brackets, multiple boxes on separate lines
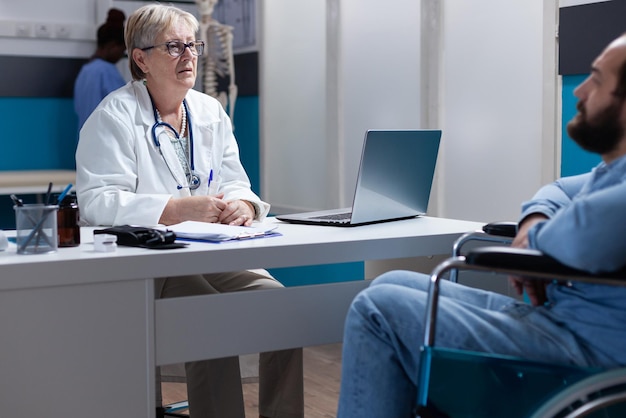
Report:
75,4,303,418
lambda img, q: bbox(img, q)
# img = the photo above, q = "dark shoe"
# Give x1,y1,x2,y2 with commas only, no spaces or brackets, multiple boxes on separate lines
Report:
158,406,189,418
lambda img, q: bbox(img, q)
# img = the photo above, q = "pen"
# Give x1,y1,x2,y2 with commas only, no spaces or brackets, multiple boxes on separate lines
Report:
56,183,73,205
208,169,213,188
44,182,53,205
37,182,54,250
10,194,23,207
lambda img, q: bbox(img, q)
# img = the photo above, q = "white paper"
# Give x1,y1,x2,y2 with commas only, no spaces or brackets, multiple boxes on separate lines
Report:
167,221,279,242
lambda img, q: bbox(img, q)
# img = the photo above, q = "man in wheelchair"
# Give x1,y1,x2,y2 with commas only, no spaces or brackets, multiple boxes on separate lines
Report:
336,33,626,417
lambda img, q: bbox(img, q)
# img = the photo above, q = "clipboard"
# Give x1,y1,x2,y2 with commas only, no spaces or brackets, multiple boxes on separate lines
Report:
167,221,280,243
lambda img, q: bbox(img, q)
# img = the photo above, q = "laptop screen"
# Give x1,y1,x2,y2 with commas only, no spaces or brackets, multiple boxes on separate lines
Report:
350,129,441,224
276,129,441,226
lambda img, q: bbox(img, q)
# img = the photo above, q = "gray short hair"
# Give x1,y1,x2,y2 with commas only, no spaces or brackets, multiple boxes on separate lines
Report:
125,3,199,80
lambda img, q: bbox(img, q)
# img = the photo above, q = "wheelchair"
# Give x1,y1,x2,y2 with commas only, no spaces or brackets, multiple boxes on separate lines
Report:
414,222,626,418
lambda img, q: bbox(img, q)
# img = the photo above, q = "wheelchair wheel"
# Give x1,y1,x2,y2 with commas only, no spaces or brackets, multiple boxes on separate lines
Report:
529,367,626,418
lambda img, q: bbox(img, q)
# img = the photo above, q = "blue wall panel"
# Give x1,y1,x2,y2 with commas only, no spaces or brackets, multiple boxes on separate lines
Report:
0,96,260,182
0,97,78,171
0,97,78,229
232,96,261,194
269,262,365,287
561,74,601,177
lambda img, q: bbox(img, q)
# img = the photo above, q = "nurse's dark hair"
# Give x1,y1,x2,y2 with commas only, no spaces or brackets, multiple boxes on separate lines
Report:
125,4,199,81
97,8,125,48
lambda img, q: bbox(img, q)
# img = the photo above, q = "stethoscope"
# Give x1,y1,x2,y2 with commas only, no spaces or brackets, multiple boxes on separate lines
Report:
150,98,201,190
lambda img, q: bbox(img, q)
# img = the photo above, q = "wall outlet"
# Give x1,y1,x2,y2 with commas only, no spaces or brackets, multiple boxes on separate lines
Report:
55,24,71,39
34,23,52,38
15,23,32,38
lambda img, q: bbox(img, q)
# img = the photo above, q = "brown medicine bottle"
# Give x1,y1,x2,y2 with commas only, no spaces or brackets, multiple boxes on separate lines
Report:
57,194,81,247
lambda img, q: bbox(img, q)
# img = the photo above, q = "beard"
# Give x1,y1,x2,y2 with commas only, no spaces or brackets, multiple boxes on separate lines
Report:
567,99,624,155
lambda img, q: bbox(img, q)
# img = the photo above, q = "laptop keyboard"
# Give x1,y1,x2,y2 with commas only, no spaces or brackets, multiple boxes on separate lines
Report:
310,212,352,221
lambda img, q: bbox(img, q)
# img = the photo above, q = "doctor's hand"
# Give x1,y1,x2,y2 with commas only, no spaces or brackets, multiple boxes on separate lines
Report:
159,195,227,225
218,199,255,226
508,213,550,306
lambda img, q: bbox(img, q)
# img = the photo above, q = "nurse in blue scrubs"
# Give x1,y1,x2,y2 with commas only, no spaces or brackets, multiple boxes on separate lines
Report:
73,8,127,130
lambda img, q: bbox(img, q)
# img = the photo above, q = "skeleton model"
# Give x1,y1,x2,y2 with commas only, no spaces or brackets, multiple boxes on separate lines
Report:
196,0,238,121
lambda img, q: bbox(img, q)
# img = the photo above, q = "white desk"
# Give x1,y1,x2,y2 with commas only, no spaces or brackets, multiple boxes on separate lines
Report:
0,216,483,418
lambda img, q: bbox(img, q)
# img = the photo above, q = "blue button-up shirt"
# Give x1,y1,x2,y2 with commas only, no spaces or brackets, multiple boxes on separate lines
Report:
520,154,626,365
74,58,126,130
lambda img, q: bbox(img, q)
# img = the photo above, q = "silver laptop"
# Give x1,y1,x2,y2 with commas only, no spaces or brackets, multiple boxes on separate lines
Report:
276,129,441,227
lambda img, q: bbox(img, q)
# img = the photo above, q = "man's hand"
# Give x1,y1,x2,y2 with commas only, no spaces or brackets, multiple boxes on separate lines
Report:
508,213,550,306
159,194,227,225
218,200,255,226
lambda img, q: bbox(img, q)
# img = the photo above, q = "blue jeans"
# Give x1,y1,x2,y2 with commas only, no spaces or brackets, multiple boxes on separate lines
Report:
337,270,598,418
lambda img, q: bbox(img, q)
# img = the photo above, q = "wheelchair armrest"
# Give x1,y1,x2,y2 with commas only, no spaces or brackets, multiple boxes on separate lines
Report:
466,246,626,282
452,222,516,258
466,246,586,277
449,222,516,282
481,221,517,238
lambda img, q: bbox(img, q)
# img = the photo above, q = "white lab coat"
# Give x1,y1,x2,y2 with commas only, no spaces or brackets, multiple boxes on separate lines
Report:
76,81,269,226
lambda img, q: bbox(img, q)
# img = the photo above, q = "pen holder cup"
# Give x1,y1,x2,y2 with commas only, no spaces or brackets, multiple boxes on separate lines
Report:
14,204,59,254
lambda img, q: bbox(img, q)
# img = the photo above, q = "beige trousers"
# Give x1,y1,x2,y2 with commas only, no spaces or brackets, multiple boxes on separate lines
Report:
155,270,304,418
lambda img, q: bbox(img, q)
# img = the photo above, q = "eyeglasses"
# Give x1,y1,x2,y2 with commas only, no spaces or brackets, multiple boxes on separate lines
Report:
141,40,205,57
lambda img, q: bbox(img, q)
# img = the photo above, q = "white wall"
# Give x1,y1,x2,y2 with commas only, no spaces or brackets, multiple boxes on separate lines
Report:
0,0,201,86
261,0,422,214
0,0,197,59
338,0,422,205
0,0,101,57
260,0,329,213
437,0,555,222
262,0,556,224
